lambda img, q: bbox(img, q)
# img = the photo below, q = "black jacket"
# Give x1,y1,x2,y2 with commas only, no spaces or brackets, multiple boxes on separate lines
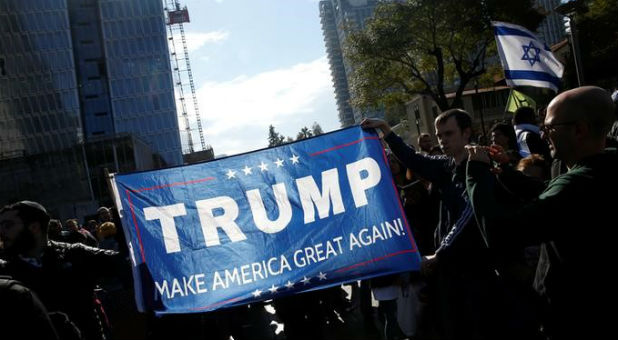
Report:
467,151,618,339
0,241,127,340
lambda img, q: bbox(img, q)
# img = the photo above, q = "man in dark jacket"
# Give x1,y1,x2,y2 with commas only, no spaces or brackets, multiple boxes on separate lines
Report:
466,86,618,340
362,110,504,340
0,201,128,340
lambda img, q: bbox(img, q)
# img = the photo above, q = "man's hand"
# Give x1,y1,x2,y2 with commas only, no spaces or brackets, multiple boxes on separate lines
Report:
465,145,491,164
360,118,391,137
488,144,510,165
420,254,438,278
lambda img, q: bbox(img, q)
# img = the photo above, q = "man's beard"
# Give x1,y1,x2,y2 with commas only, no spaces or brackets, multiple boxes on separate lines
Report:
6,228,38,256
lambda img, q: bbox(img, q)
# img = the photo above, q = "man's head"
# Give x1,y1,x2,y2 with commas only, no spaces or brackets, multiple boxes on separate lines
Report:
65,219,79,232
490,122,518,151
543,86,614,166
97,206,111,223
48,219,62,235
434,109,472,160
417,133,433,153
0,201,50,256
512,106,537,126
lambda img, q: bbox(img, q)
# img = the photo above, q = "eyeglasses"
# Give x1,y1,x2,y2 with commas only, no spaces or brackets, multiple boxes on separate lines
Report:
541,121,577,134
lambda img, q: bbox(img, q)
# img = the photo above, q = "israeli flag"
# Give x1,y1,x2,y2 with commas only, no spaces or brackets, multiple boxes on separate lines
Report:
492,21,564,92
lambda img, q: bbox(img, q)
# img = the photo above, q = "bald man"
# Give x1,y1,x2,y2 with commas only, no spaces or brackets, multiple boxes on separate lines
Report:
465,86,618,340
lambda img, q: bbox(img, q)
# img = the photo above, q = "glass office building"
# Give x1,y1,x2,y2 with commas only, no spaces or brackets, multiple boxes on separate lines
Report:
98,0,182,165
319,0,385,127
1,0,183,217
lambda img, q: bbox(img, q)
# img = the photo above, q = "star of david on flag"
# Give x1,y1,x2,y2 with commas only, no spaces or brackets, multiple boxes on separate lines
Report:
492,21,564,92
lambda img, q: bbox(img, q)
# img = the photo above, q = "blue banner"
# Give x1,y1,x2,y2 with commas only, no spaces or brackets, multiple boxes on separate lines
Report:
111,126,420,314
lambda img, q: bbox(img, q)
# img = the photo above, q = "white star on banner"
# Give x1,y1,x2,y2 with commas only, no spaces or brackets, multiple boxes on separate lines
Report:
226,169,236,179
274,158,284,168
301,276,311,285
318,272,327,281
290,154,300,165
268,284,279,294
242,166,252,175
285,280,295,289
258,161,268,172
252,289,262,297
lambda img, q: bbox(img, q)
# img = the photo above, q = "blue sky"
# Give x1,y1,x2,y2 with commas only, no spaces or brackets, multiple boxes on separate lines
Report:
177,0,340,156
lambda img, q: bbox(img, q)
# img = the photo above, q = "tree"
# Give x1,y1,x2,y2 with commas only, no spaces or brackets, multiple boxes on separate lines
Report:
296,126,313,140
345,0,544,111
575,0,618,88
311,122,324,136
267,125,285,147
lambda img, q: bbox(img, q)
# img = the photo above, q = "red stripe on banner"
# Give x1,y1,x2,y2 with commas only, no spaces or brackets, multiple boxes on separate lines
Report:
126,190,146,263
310,136,380,156
131,177,215,192
190,296,245,311
379,146,418,251
335,249,416,273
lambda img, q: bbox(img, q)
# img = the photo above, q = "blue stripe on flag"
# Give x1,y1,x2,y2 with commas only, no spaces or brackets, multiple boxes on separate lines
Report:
504,70,561,89
493,26,536,39
494,26,550,51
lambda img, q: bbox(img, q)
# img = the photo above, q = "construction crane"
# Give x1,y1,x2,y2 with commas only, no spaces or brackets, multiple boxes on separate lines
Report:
163,0,206,154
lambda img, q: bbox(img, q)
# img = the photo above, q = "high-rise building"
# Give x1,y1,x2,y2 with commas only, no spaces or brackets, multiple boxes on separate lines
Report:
536,0,566,46
319,0,385,127
0,0,182,217
70,0,182,165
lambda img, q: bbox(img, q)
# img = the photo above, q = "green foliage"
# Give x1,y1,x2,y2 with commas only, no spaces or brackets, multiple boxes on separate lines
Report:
269,122,326,146
311,122,324,136
576,0,618,88
345,0,543,111
267,125,285,147
296,126,313,140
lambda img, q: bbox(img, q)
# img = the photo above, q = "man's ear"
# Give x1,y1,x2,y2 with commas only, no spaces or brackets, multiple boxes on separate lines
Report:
463,127,472,142
574,120,589,140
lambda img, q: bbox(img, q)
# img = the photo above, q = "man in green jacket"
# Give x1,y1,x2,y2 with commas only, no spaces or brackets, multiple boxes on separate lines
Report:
466,86,617,340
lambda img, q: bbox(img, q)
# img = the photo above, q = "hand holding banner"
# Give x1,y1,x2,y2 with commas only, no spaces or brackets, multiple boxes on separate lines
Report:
111,126,420,314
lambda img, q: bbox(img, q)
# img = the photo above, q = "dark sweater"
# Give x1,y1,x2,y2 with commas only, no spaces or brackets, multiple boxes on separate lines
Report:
466,151,618,339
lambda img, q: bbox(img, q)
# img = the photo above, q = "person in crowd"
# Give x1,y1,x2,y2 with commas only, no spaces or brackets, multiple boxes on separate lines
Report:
517,154,550,181
466,86,618,340
417,133,434,154
372,153,412,340
0,201,128,340
47,219,65,243
371,274,406,340
512,106,551,160
97,222,119,251
490,121,521,166
96,207,112,224
85,220,99,237
65,218,98,247
362,110,505,340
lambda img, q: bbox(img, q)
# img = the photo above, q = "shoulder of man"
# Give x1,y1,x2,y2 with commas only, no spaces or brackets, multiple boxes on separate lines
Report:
0,275,36,307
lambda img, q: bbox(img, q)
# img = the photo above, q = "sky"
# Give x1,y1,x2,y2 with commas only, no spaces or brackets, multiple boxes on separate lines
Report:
174,0,340,157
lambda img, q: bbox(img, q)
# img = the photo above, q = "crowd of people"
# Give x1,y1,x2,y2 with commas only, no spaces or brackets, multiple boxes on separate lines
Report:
1,85,617,340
